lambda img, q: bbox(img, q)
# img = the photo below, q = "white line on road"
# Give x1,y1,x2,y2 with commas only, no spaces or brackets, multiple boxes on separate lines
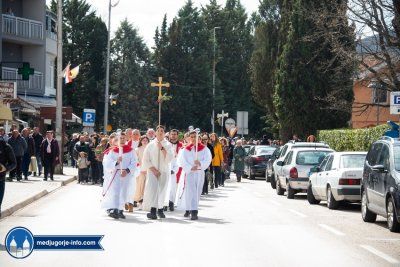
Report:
288,209,307,218
360,245,399,264
318,224,345,236
270,200,282,206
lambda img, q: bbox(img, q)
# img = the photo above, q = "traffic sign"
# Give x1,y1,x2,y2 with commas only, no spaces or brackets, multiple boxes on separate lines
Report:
390,92,400,114
237,111,249,135
82,109,96,127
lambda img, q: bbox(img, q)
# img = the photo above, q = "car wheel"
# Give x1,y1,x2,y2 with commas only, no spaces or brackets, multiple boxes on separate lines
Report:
270,174,277,189
387,197,400,232
307,183,320,205
361,189,377,223
287,183,295,199
276,179,284,195
266,171,271,183
242,167,248,178
326,186,339,210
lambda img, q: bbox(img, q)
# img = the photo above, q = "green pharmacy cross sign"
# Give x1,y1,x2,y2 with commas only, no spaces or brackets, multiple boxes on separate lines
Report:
0,61,35,81
18,62,34,81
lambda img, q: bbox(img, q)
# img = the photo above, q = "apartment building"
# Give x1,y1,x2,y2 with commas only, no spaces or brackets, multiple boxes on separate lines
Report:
1,0,57,110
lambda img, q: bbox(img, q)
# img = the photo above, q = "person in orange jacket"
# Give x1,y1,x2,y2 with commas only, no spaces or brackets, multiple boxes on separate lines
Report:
210,133,224,188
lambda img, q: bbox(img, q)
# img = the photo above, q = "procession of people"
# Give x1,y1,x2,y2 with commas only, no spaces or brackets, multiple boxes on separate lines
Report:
98,125,244,221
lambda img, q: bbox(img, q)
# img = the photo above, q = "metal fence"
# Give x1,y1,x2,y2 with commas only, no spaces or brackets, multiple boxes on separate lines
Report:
2,67,44,94
2,14,43,40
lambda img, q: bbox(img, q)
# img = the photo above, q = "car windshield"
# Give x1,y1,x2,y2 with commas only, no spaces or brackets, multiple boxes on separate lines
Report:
394,146,400,171
341,154,366,168
256,147,275,155
296,151,331,165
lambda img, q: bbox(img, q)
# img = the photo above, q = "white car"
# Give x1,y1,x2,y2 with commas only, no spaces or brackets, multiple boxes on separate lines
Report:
271,141,330,189
275,147,334,199
307,152,367,209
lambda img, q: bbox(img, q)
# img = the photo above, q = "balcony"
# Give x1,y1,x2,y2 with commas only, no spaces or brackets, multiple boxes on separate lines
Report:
2,14,43,41
2,67,44,95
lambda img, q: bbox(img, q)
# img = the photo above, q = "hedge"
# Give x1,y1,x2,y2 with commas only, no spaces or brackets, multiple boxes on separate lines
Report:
317,124,390,152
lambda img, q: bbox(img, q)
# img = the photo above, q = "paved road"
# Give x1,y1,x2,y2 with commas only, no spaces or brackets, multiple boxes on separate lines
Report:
0,175,399,267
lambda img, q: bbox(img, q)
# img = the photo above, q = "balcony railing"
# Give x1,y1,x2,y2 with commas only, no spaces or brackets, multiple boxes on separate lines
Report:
2,67,44,94
2,14,43,40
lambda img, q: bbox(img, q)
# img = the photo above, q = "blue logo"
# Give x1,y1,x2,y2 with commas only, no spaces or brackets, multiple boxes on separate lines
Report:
5,227,34,259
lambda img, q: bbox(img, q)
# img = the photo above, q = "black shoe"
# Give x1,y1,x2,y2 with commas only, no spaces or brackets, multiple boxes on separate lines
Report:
157,209,166,219
38,172,42,176
133,201,138,207
147,208,157,220
184,210,190,218
108,209,119,219
191,210,198,220
43,178,47,181
50,177,54,181
169,201,174,212
118,210,126,219
163,206,168,212
33,172,37,177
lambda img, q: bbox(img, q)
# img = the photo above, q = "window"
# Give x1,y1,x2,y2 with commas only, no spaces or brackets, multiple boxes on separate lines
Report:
325,156,335,171
373,87,387,104
296,151,331,165
376,145,390,170
279,145,288,158
366,143,382,166
284,151,293,165
341,154,366,169
319,155,330,170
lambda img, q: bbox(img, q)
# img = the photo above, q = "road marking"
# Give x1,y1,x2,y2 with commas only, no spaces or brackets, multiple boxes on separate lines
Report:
288,209,307,218
270,200,282,206
318,224,345,236
360,245,399,264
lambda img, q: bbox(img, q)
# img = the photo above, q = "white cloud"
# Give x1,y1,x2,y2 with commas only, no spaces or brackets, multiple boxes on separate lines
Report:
47,0,259,47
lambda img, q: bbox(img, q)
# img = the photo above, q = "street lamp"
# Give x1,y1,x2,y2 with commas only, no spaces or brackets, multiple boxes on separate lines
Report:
212,26,221,133
103,0,119,133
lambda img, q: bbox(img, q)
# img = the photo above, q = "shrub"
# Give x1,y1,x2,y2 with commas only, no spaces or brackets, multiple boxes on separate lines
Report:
318,124,390,152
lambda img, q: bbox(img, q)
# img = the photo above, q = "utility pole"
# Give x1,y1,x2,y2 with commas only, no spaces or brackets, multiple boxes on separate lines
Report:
55,0,63,173
212,26,220,133
103,0,120,133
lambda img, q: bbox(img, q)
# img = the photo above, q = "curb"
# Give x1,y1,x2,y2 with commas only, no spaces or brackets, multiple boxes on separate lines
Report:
0,175,77,219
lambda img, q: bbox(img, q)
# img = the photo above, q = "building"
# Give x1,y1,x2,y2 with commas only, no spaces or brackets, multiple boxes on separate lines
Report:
1,0,57,126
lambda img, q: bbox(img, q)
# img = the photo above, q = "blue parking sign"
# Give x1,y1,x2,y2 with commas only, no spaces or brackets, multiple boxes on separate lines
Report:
394,95,400,105
83,109,96,127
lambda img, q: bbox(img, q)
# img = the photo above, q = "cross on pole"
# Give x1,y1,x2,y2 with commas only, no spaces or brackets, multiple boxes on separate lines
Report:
217,110,229,136
151,76,170,125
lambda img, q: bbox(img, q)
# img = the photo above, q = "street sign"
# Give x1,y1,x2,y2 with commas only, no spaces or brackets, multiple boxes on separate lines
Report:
225,118,236,133
237,111,249,135
390,92,400,115
0,82,17,98
83,109,96,127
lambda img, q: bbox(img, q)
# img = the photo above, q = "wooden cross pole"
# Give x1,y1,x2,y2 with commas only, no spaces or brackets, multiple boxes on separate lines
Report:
151,77,170,125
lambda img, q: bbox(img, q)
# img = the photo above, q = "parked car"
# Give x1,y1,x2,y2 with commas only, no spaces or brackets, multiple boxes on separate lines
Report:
361,136,400,232
271,141,330,190
307,152,367,209
243,145,276,179
243,145,252,155
266,147,281,183
275,147,334,199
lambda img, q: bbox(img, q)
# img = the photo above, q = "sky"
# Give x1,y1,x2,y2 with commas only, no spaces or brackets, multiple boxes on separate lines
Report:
47,0,260,48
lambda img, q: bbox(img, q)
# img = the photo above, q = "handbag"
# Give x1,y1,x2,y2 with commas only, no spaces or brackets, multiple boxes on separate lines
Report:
29,156,38,172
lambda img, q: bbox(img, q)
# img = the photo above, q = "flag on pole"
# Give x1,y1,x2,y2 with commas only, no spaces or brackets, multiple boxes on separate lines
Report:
70,65,80,79
63,64,80,84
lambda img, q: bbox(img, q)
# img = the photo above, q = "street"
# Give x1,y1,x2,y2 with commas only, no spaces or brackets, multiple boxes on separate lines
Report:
1,174,399,267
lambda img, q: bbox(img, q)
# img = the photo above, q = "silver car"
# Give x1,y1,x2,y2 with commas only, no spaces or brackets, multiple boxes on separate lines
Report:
275,147,334,199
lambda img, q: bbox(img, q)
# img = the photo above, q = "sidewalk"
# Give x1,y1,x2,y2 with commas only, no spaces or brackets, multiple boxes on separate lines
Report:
0,166,77,218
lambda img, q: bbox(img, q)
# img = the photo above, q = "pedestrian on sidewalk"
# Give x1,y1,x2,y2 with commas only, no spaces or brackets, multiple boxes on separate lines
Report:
0,138,16,216
32,127,43,176
233,140,246,182
21,128,35,180
74,135,92,184
201,134,214,194
210,133,223,188
8,130,27,181
221,137,231,184
95,138,108,185
40,131,59,181
0,127,9,142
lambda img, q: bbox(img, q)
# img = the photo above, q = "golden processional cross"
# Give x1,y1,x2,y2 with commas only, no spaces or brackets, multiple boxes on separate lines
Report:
151,77,170,125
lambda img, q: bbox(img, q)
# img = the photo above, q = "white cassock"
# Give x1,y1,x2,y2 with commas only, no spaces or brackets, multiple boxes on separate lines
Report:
126,140,139,203
177,143,212,211
101,145,138,210
142,139,174,211
168,141,183,205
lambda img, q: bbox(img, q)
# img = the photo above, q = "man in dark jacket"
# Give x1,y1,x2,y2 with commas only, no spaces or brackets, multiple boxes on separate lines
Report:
73,135,93,183
32,127,44,176
40,131,59,181
0,138,16,216
21,128,35,180
7,130,27,181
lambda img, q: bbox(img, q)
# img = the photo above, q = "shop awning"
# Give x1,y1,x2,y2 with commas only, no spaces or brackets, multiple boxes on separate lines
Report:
0,103,13,121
